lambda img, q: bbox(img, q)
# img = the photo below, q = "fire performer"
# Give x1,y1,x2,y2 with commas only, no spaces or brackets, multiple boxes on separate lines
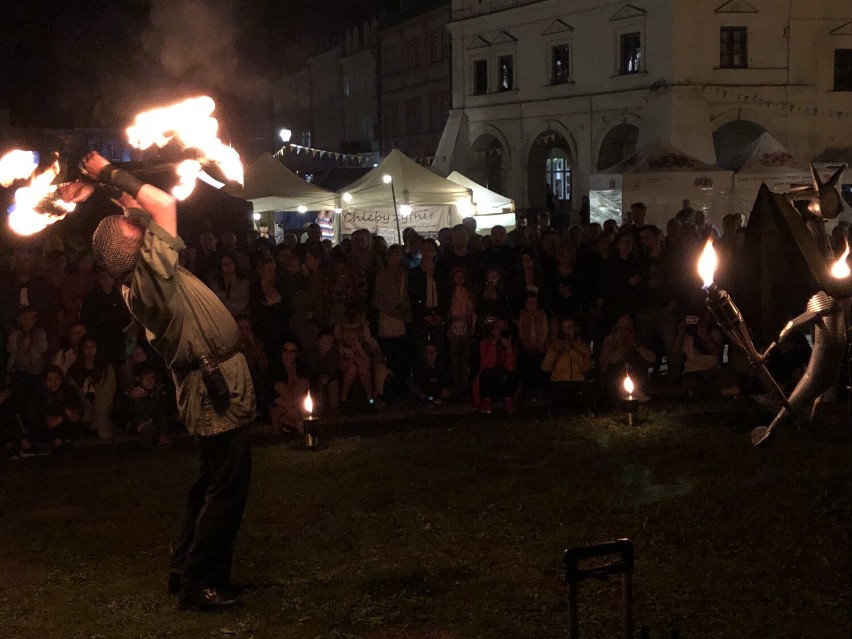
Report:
58,151,255,611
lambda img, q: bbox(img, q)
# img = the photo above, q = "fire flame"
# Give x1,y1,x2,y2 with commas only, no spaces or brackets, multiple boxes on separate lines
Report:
697,239,717,289
831,240,851,279
304,392,313,416
126,96,243,200
0,150,38,187
623,374,635,397
1,151,76,236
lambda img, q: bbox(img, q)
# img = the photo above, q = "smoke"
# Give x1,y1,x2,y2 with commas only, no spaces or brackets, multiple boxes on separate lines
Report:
140,0,266,101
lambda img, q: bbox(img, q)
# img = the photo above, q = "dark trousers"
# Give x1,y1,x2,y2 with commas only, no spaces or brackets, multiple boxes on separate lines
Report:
171,425,251,594
479,367,519,400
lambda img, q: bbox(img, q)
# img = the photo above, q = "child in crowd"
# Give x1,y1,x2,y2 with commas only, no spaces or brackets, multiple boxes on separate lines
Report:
119,361,176,445
472,318,519,414
268,340,311,434
336,308,387,406
309,329,341,416
27,365,84,450
672,310,741,398
67,334,116,440
515,292,549,400
52,321,87,375
447,266,476,398
542,317,593,408
408,343,452,405
6,306,49,416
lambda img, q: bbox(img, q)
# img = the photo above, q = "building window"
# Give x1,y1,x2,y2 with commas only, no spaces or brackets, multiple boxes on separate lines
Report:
619,32,641,74
473,59,488,95
431,33,441,62
405,98,422,134
720,27,748,68
408,38,420,68
835,49,852,91
497,54,514,91
443,32,452,60
551,44,570,84
546,148,571,202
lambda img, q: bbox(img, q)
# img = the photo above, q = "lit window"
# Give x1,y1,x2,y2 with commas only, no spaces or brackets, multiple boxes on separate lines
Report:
720,27,748,68
498,55,514,91
551,44,570,84
834,49,852,91
619,32,641,75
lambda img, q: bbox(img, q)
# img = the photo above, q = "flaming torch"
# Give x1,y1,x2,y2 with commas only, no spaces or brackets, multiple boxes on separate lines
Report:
125,96,243,200
303,392,319,449
0,151,76,236
697,239,796,422
622,373,639,426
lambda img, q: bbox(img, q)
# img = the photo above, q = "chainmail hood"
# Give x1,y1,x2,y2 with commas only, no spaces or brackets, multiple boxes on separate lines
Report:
92,215,143,279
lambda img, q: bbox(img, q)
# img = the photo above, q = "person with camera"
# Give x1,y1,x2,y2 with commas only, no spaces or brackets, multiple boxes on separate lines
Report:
542,318,593,401
599,314,655,402
472,318,519,414
58,151,256,611
672,309,741,398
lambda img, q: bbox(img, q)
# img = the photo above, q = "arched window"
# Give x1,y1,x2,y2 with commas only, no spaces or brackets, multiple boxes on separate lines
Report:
546,148,571,201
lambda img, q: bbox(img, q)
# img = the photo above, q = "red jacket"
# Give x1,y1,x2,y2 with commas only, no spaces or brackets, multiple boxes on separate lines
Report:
472,337,517,405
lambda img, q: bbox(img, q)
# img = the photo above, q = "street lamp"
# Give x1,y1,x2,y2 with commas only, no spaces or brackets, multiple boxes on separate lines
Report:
279,128,292,143
383,174,402,244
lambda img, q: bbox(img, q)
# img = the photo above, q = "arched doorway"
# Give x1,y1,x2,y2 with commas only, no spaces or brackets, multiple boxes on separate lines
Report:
713,120,766,170
597,123,639,170
528,130,572,213
468,134,505,194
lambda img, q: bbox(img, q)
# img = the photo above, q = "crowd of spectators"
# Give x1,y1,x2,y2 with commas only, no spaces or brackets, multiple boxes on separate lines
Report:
2,200,847,458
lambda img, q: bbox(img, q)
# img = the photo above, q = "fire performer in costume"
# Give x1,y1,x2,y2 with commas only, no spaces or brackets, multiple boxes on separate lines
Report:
59,151,255,611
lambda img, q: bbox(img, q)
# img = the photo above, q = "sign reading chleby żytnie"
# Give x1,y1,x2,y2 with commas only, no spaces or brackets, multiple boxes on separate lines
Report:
342,206,449,236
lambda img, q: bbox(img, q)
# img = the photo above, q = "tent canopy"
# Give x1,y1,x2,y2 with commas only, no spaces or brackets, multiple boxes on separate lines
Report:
446,171,515,215
729,132,811,216
338,149,472,240
589,138,733,226
237,152,338,212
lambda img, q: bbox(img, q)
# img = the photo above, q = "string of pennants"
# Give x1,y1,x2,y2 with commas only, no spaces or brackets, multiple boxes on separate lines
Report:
700,85,850,119
275,144,375,166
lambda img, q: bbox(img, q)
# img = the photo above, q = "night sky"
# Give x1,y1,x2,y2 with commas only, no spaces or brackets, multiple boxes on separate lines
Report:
0,0,392,130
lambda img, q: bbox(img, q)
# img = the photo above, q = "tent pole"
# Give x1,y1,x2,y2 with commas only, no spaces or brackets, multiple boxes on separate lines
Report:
389,180,402,244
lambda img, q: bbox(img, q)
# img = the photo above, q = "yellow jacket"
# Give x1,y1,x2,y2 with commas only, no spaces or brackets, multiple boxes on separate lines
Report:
542,340,593,382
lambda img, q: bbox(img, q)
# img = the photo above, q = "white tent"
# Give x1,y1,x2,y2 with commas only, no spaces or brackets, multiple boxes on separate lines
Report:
730,132,811,217
589,139,733,226
446,171,515,231
339,149,472,241
237,152,338,213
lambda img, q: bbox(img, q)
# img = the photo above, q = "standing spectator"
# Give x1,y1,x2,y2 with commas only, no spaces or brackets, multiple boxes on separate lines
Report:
409,238,447,352
511,248,545,312
436,225,475,292
404,232,423,269
235,315,269,413
515,292,549,400
479,225,517,279
373,244,412,399
220,231,251,274
268,340,311,434
548,246,582,322
603,230,643,326
675,199,695,223
316,212,335,243
446,266,476,398
2,245,60,344
81,270,131,367
579,195,591,227
475,266,511,339
250,256,290,359
209,254,251,318
506,213,528,248
636,225,681,380
472,318,519,414
67,334,117,440
191,229,221,284
324,258,359,327
296,222,326,261
41,237,67,288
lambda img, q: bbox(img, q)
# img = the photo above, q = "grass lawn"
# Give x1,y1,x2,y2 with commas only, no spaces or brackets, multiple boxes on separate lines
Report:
0,399,849,639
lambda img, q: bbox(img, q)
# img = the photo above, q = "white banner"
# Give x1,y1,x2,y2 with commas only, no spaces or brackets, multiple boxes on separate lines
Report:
341,206,449,236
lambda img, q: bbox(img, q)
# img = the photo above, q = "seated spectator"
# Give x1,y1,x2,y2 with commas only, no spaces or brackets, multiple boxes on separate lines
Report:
67,334,117,440
0,383,23,459
308,329,340,416
209,253,251,318
599,314,655,402
118,361,175,445
515,292,549,400
472,318,519,414
118,343,165,392
672,311,741,398
542,318,593,383
6,306,48,416
52,321,87,375
408,343,452,405
24,365,84,451
235,314,269,398
336,308,387,405
447,266,476,398
268,340,311,434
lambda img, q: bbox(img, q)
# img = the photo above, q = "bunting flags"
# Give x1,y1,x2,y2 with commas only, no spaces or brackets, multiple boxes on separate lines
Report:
275,143,376,166
700,85,850,119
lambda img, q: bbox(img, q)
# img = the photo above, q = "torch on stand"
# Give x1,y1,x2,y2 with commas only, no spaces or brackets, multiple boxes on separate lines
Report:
303,392,319,450
697,241,798,420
